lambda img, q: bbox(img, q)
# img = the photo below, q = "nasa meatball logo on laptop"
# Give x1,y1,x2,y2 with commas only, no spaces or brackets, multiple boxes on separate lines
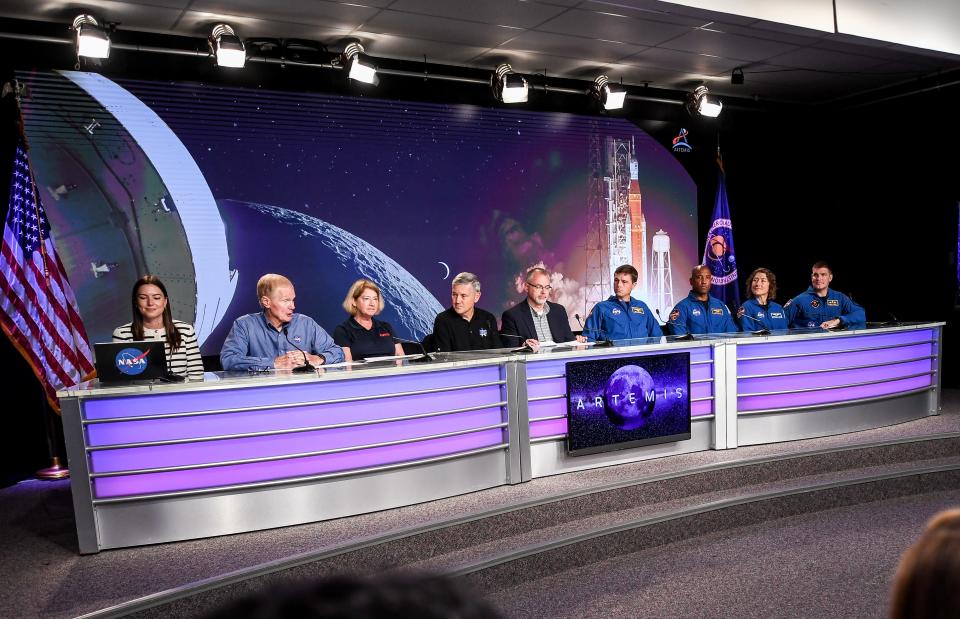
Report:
94,341,168,383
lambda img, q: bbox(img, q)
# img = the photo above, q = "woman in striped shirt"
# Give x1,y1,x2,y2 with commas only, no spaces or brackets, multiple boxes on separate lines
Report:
112,275,204,380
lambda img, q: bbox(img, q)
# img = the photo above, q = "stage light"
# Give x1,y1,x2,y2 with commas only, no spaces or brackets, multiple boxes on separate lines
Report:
731,67,744,85
592,75,626,111
343,42,378,84
492,64,527,104
72,15,110,59
210,24,245,68
686,85,722,118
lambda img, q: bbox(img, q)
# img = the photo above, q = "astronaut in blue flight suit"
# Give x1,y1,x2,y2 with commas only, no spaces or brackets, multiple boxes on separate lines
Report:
667,265,739,335
784,261,866,330
736,267,789,331
582,264,662,341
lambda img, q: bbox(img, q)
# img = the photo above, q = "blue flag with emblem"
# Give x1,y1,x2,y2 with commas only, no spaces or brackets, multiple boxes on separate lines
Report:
701,152,739,309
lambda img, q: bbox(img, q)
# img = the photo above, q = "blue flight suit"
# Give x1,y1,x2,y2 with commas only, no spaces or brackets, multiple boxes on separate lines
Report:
582,296,663,341
784,287,866,329
737,298,789,331
667,292,739,335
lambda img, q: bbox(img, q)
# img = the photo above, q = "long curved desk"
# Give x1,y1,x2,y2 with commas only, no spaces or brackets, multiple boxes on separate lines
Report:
60,323,943,553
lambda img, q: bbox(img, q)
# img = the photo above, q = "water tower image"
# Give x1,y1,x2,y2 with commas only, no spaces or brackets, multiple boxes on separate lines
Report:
651,229,674,317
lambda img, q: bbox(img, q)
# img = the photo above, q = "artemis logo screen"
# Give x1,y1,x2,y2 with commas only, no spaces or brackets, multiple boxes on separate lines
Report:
566,352,690,456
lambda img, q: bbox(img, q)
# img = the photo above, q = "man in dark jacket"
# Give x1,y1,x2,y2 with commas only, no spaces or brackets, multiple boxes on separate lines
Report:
501,267,584,345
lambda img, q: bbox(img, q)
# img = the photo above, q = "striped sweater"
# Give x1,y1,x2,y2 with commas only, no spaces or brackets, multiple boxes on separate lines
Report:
112,320,205,379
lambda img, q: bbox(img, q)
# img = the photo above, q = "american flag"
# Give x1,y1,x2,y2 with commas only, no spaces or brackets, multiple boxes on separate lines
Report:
1,139,95,410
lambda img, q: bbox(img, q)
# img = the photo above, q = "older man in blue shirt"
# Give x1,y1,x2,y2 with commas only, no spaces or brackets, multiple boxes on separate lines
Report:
221,273,344,371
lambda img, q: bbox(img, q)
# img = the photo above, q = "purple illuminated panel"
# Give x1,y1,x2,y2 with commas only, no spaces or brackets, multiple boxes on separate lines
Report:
92,429,505,498
527,378,566,400
737,330,934,361
90,408,504,473
86,384,503,446
530,417,567,439
738,359,933,395
83,365,502,420
529,398,565,422
690,363,713,382
738,343,934,377
739,375,932,412
690,382,712,401
691,399,713,416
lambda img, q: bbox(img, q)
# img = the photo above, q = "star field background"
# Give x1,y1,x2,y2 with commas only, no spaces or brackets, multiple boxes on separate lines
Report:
566,352,691,454
120,81,696,321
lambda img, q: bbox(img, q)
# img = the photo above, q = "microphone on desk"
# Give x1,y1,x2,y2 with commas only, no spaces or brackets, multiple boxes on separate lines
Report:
656,309,694,340
738,313,772,336
574,314,614,347
500,332,535,352
393,337,434,363
282,326,318,373
654,308,666,326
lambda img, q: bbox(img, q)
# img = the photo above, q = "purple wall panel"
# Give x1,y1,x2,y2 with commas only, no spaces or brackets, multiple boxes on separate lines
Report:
86,385,503,446
691,399,713,416
83,365,502,420
738,374,932,411
89,408,505,473
738,359,934,395
737,343,933,377
526,378,566,399
737,330,934,360
691,382,713,400
92,429,506,498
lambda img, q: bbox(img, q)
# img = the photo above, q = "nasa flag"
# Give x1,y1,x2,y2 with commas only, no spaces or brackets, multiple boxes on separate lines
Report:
701,154,739,309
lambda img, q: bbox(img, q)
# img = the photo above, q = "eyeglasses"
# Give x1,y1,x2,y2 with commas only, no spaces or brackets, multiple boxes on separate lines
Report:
527,284,553,292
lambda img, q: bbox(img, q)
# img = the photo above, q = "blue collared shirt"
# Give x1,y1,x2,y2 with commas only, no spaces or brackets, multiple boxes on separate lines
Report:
784,287,865,329
667,292,739,335
737,298,789,331
582,295,663,341
220,312,344,371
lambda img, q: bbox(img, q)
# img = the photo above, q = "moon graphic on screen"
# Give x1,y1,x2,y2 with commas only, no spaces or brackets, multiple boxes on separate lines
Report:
604,365,656,430
438,261,451,279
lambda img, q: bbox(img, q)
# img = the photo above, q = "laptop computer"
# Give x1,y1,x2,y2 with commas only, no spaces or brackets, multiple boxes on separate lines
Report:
94,341,170,384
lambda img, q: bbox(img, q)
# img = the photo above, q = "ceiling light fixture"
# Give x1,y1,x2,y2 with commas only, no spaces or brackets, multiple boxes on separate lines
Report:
72,15,110,59
491,63,528,104
343,42,378,85
592,75,626,111
686,85,722,118
210,24,245,68
731,67,744,85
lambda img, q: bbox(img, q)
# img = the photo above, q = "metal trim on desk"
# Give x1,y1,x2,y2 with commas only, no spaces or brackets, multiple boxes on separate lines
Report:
738,371,935,398
86,401,508,451
738,355,937,380
90,423,510,478
82,380,507,424
738,385,936,416
737,339,936,362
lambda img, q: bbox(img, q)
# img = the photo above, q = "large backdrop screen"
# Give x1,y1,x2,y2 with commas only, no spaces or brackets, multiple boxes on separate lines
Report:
19,70,697,354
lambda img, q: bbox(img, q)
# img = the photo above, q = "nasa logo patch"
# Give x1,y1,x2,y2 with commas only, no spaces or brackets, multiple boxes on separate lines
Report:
692,309,701,316
479,328,488,337
827,299,839,307
811,300,821,308
757,312,765,318
611,308,621,315
669,310,680,321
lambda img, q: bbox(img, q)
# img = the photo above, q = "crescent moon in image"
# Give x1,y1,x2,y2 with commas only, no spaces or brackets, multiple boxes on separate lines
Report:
438,261,451,279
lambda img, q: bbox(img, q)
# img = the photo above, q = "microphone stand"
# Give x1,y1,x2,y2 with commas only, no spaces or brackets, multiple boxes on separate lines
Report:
394,337,434,363
739,312,772,336
282,326,318,373
500,333,535,352
574,313,614,347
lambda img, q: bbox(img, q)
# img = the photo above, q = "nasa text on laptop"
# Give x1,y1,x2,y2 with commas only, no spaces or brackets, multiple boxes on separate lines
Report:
94,341,184,384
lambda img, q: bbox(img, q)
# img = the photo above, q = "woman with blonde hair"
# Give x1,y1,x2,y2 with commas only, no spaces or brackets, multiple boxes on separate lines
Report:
333,279,405,362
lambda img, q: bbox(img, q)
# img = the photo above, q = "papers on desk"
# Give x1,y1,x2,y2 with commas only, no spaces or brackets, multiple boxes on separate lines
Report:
317,360,365,369
549,340,596,348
